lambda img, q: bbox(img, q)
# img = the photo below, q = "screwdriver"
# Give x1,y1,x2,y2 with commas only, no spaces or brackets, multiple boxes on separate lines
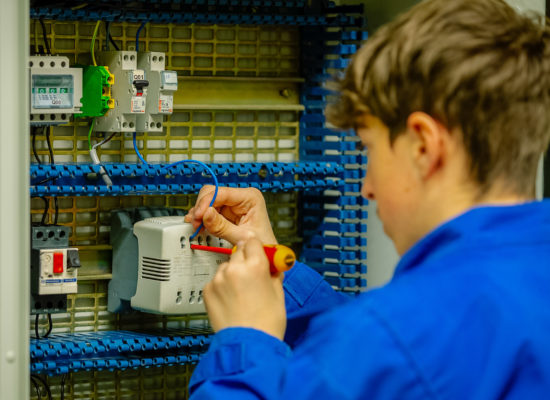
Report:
190,244,296,274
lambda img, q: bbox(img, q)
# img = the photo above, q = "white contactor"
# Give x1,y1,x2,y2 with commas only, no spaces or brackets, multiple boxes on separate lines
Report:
136,51,177,132
132,217,229,314
37,248,80,295
94,51,149,132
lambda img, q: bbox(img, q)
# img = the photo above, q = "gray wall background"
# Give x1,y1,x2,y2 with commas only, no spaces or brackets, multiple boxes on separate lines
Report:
337,0,546,289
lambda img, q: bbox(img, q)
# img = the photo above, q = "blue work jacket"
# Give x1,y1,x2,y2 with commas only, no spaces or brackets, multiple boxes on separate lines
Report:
190,201,550,399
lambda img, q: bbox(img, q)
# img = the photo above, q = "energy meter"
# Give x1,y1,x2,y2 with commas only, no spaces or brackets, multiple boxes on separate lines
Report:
30,56,83,125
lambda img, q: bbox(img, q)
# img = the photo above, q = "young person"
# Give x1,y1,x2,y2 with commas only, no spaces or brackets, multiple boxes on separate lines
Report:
185,0,550,398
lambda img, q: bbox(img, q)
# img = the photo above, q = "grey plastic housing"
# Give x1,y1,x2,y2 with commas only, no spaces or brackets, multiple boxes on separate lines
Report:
108,207,186,313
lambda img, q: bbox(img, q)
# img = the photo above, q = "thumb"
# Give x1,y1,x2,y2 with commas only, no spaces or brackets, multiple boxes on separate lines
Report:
203,207,252,244
243,238,283,281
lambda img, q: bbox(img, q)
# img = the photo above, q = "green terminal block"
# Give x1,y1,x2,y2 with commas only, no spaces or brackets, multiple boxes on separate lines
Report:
75,65,115,118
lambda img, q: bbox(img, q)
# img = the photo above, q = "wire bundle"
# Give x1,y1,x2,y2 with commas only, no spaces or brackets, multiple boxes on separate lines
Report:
30,374,52,400
31,127,58,225
132,132,219,239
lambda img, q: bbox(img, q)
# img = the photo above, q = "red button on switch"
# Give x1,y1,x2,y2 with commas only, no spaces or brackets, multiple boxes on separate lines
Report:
53,252,64,274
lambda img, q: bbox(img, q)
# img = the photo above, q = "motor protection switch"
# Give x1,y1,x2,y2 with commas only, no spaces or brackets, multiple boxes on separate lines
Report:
31,248,80,296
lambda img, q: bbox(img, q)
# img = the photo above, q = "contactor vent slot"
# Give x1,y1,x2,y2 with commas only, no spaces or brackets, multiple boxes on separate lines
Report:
141,256,172,281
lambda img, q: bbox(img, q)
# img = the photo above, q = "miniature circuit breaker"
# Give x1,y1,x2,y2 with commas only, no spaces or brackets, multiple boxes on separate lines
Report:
30,226,81,314
30,56,83,126
93,51,149,132
136,52,177,132
131,217,228,314
75,65,115,118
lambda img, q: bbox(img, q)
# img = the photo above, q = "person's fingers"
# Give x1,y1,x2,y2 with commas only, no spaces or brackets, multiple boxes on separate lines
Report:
229,242,246,264
192,185,217,220
202,280,219,327
203,207,254,244
194,187,263,220
188,185,229,228
184,207,195,223
202,281,213,303
242,237,269,275
216,260,230,273
220,206,241,225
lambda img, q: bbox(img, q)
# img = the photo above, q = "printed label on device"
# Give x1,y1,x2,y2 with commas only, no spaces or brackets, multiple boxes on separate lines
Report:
132,69,145,81
158,95,173,114
161,71,178,90
31,75,74,109
131,96,146,113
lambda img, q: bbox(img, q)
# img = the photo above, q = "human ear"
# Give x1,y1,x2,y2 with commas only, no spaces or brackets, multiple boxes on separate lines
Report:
406,112,446,180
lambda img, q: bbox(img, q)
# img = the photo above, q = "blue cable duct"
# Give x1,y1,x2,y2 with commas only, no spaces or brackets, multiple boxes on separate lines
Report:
30,2,363,26
299,27,367,292
30,161,344,197
307,262,367,275
30,330,212,375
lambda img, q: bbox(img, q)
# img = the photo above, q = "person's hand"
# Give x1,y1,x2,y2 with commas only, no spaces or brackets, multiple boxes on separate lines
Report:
185,186,278,245
203,237,286,340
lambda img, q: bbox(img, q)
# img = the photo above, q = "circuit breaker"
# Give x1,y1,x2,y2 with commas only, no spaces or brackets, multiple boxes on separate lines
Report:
30,226,80,314
30,56,83,126
94,51,149,132
136,52,177,132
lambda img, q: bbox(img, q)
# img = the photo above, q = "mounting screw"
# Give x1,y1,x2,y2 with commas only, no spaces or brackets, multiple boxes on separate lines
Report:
280,88,292,98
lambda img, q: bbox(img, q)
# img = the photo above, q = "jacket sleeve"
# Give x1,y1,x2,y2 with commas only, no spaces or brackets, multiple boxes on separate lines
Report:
189,304,433,400
282,261,350,347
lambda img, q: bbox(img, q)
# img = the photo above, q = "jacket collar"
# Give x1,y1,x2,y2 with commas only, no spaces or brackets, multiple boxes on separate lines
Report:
393,200,550,278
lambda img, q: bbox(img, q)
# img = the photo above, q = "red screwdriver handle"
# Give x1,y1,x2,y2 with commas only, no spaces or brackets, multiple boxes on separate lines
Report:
190,244,295,274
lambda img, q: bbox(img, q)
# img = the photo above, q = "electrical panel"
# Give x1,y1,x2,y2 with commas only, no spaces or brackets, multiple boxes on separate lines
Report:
30,226,80,314
136,52,177,132
29,56,83,126
24,7,368,396
94,51,149,132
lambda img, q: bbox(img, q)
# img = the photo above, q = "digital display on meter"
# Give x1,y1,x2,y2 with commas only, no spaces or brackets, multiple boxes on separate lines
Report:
31,74,74,109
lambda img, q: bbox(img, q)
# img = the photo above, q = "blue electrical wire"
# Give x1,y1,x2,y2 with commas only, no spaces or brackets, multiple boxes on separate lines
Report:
136,22,147,52
132,132,218,239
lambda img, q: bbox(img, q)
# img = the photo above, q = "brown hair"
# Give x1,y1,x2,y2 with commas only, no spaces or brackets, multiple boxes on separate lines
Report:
326,0,550,196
